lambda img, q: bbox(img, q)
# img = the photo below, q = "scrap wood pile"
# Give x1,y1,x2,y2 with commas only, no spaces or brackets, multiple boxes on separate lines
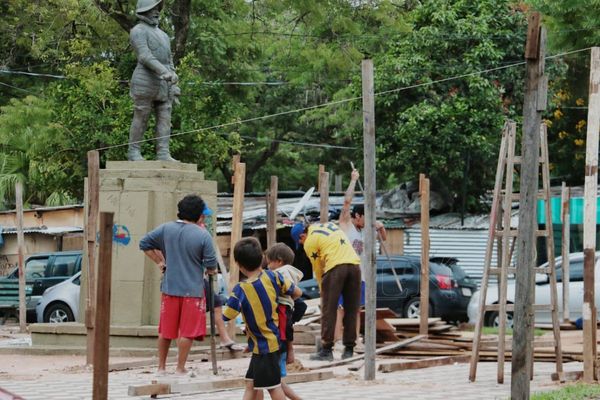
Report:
293,304,583,363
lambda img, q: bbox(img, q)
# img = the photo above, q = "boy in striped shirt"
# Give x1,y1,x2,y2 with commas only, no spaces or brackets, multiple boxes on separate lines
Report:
223,237,302,400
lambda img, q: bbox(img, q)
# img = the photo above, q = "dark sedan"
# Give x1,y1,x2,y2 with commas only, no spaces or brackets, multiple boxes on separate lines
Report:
298,255,473,322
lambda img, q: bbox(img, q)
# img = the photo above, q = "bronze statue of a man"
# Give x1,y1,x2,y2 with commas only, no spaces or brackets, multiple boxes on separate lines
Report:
128,0,180,162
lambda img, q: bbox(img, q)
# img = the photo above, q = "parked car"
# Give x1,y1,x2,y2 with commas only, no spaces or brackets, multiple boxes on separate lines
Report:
36,272,81,323
0,251,82,321
297,255,474,322
467,252,597,327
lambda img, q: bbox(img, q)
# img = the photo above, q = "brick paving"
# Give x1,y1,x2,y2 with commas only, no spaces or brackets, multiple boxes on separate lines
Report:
0,358,578,400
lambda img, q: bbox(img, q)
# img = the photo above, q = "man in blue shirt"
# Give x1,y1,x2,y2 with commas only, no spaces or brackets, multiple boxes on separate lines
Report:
140,194,217,376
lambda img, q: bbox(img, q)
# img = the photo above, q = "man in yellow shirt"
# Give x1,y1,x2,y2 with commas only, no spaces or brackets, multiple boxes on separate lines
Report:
294,222,361,361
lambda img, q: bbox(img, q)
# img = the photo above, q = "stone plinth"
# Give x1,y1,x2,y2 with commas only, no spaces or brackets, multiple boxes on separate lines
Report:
82,161,217,327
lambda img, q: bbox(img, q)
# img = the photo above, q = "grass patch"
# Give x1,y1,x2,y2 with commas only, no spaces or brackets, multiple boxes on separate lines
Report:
481,327,546,336
531,383,600,399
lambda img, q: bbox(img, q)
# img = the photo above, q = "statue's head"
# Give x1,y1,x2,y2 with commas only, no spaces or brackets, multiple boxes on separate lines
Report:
136,0,163,25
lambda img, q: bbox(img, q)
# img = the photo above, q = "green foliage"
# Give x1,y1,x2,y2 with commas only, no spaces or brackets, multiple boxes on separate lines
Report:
531,383,600,400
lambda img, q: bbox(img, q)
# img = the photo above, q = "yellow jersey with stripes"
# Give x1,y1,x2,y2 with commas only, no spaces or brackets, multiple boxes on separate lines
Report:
222,270,295,354
303,222,361,284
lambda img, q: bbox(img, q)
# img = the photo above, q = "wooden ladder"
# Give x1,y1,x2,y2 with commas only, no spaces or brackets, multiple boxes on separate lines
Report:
469,121,563,383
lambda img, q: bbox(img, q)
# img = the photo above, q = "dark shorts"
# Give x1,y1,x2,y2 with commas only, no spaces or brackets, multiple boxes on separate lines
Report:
204,278,226,311
245,352,281,389
338,281,366,307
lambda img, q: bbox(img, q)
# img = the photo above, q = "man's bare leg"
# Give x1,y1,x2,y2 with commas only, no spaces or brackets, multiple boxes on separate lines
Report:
175,337,193,373
215,306,234,345
157,336,171,373
243,381,257,400
334,307,344,343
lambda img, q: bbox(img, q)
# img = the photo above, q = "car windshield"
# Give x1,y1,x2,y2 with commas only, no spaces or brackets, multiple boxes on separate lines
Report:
449,264,468,280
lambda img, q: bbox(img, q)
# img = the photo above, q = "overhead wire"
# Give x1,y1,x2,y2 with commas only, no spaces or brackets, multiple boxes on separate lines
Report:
94,46,593,153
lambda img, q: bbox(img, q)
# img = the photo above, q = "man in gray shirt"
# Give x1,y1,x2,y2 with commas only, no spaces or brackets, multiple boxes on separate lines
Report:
140,194,216,376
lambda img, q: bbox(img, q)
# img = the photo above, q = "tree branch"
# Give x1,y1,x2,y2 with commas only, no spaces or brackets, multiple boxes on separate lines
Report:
93,0,135,32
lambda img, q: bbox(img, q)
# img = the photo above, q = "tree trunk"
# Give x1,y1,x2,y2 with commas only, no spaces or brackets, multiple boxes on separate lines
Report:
171,0,191,65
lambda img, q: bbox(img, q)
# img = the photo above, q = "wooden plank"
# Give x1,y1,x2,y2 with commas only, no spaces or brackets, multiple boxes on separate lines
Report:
128,371,334,397
296,315,321,326
419,174,430,336
561,182,571,322
86,150,100,365
551,370,582,382
15,181,26,333
583,47,600,383
228,161,245,339
362,58,377,381
386,318,441,327
379,355,470,373
512,20,547,397
266,176,278,248
319,171,329,223
92,212,114,400
309,335,425,370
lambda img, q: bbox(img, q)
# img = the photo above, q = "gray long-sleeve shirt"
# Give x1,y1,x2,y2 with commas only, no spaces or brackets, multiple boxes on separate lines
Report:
139,221,217,297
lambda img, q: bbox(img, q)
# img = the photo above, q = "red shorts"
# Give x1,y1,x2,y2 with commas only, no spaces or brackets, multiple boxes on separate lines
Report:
277,304,288,341
158,294,206,340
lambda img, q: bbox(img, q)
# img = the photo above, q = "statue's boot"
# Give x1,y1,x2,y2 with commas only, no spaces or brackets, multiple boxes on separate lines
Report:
156,133,178,162
128,126,146,161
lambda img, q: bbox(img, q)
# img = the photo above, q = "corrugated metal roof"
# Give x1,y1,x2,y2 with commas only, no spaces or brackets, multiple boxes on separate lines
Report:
1,226,83,235
403,228,515,282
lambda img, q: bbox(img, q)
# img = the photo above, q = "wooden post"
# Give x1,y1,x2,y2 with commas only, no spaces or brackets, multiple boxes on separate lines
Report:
15,182,26,333
512,13,546,398
86,150,100,365
334,174,343,192
92,212,114,400
361,59,377,381
267,176,278,248
419,174,430,337
228,161,245,338
582,46,600,383
561,182,570,322
319,171,329,224
318,165,325,191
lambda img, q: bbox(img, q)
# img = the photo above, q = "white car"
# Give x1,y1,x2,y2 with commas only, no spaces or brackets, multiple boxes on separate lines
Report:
36,272,81,323
468,252,598,327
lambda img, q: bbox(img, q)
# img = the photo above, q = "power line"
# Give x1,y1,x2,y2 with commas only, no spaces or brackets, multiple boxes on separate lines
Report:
94,46,593,153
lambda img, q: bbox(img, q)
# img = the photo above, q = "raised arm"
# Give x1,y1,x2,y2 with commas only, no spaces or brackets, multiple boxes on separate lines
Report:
339,168,359,226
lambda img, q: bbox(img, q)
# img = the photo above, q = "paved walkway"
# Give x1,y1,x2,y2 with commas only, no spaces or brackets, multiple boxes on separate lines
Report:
0,360,578,400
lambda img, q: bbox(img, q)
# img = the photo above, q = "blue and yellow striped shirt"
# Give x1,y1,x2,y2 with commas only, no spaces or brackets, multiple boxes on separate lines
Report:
222,270,295,354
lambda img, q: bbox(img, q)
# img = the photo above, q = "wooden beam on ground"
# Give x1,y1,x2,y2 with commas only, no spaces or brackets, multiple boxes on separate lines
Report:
362,58,377,381
583,46,600,383
267,176,278,248
512,13,546,397
86,150,100,365
15,181,26,333
319,170,329,223
379,355,470,373
561,182,570,323
93,212,114,400
551,370,583,382
419,174,430,337
309,334,425,370
228,160,245,339
128,371,334,397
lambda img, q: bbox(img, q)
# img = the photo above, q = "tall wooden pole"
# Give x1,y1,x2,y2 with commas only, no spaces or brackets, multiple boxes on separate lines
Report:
582,47,600,383
319,171,329,223
560,183,570,323
92,212,114,400
419,174,430,336
15,182,26,333
361,59,377,381
228,161,245,338
511,13,546,398
86,150,100,365
267,176,278,248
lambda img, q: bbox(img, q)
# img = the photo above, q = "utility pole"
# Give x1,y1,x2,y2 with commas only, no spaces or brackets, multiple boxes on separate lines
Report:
511,13,546,398
86,150,100,365
361,59,377,381
15,182,26,333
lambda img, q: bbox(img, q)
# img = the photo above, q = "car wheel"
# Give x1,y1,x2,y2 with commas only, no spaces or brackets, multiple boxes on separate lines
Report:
404,297,421,319
486,311,514,328
44,302,74,323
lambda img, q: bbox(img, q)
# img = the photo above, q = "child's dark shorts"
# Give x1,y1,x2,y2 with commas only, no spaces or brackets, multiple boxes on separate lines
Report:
245,351,281,389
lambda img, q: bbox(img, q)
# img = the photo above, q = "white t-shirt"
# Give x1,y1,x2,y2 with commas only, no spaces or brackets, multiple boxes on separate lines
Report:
344,222,366,282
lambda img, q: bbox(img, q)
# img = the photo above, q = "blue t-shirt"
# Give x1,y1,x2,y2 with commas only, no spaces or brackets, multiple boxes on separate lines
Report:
139,220,217,297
